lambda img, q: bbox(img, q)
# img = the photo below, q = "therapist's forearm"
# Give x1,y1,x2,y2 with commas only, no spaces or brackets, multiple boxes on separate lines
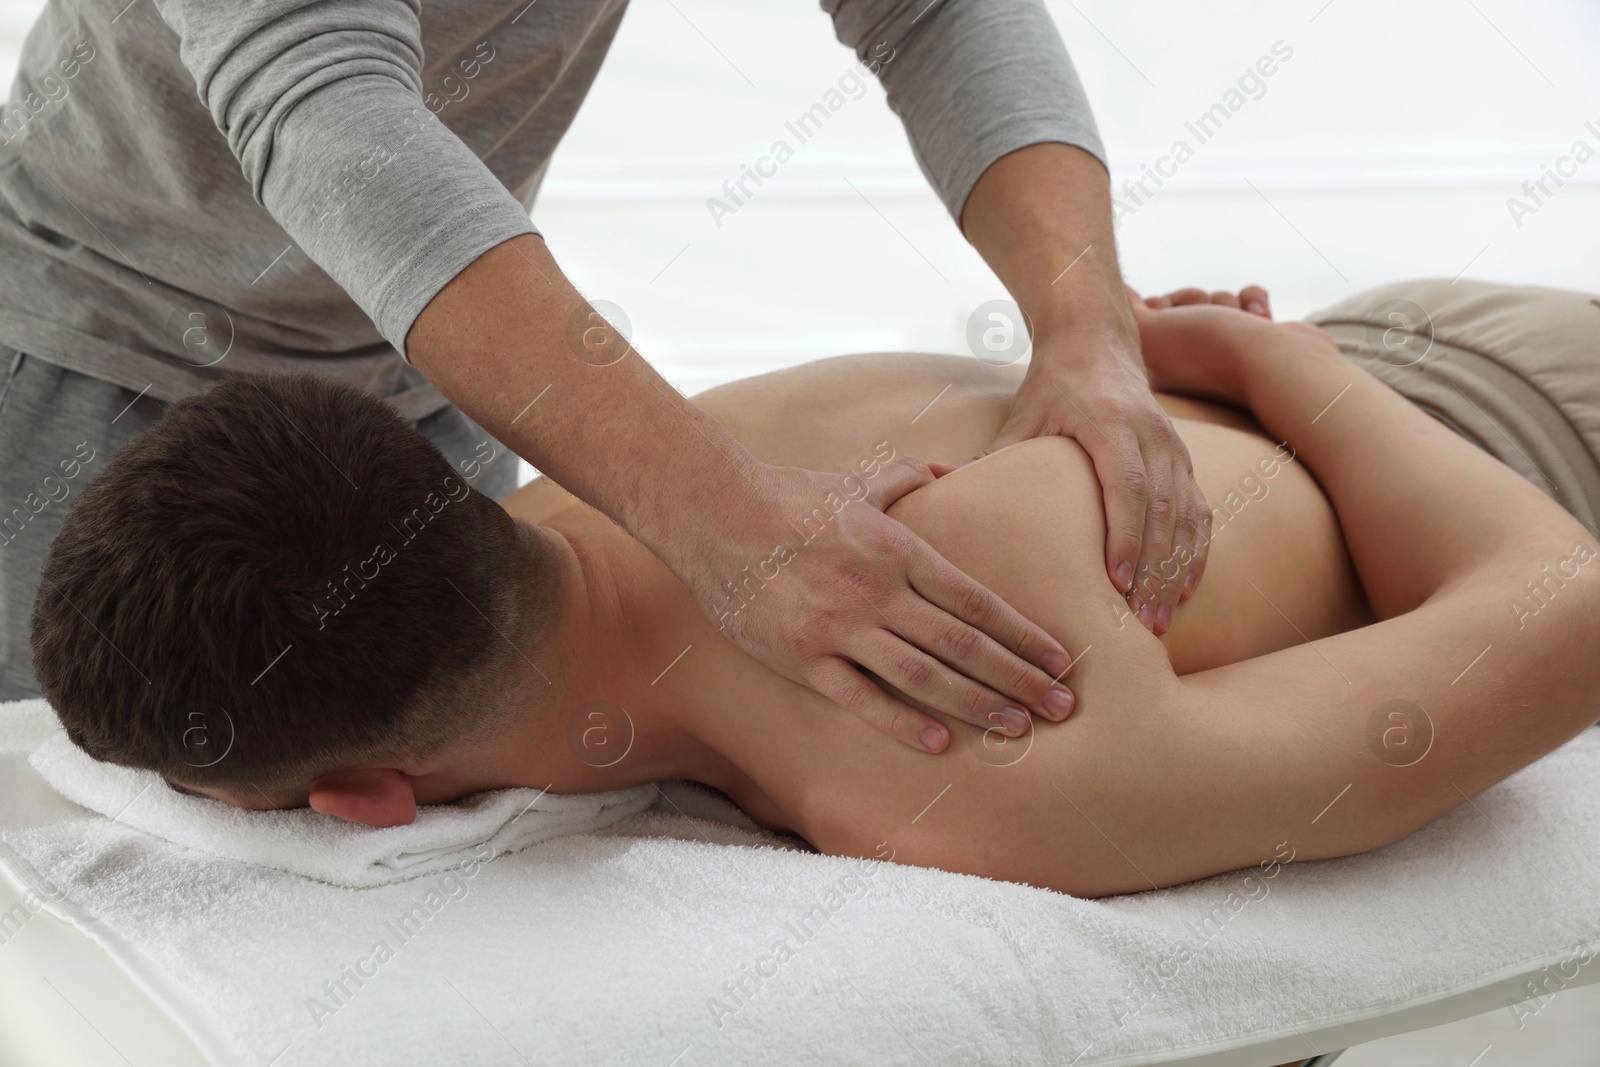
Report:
406,233,761,546
960,142,1135,347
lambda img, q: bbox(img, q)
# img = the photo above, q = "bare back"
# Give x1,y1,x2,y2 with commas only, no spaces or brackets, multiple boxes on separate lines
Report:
505,353,1370,676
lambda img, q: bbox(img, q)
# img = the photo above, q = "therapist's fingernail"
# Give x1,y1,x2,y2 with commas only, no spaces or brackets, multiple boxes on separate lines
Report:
1000,706,1029,734
1246,300,1266,315
920,725,948,752
1114,561,1134,592
1182,572,1197,599
1155,601,1173,633
1043,649,1070,678
1137,600,1153,628
1044,688,1074,719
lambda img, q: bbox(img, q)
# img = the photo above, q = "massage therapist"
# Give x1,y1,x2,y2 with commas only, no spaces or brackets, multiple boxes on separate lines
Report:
0,0,1211,752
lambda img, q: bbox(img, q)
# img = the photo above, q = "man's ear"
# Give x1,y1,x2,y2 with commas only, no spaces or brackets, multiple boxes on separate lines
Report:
308,768,418,827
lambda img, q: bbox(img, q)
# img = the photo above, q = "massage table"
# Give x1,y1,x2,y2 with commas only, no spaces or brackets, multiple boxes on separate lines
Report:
3,695,1598,1067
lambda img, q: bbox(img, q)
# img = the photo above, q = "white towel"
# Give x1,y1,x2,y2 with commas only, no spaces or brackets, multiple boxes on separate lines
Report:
6,696,1600,1067
27,727,656,888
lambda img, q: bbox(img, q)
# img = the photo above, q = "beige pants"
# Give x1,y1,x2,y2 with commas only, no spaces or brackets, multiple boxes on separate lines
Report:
1308,279,1600,537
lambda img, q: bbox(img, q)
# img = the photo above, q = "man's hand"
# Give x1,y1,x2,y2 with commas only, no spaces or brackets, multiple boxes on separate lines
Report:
687,460,1077,753
984,324,1210,635
959,143,1220,636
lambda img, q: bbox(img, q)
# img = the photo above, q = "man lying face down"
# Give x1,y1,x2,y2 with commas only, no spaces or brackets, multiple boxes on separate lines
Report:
29,293,1600,897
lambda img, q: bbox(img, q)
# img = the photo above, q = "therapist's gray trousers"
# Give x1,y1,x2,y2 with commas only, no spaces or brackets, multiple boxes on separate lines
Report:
0,347,517,701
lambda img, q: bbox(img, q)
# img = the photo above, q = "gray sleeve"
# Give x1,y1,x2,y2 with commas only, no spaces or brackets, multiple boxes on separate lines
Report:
822,0,1106,224
151,1,539,362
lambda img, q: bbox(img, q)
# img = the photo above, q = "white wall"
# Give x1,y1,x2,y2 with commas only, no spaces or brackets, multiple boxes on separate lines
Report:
538,0,1600,393
2,0,1596,398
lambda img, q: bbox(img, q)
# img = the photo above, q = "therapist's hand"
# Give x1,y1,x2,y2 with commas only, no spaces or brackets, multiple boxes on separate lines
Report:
981,317,1211,637
958,143,1211,637
683,460,1076,753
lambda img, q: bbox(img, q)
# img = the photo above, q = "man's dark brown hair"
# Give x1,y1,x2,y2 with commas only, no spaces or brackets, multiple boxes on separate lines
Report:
30,372,555,793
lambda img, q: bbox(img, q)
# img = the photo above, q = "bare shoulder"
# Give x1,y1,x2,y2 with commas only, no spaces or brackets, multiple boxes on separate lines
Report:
790,438,1188,896
886,436,1178,714
887,438,1122,648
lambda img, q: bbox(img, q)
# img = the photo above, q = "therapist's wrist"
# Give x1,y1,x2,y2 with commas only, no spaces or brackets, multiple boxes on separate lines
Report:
626,420,776,566
1027,305,1142,382
1022,260,1138,355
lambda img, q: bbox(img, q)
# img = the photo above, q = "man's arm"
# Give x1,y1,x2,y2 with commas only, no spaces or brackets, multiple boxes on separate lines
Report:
151,0,540,354
824,0,1211,637
151,0,1078,752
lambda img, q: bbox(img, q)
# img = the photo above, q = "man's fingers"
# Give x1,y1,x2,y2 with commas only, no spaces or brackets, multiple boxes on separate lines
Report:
907,547,1074,696
1164,287,1210,306
1156,454,1209,620
810,657,947,752
1240,285,1272,318
1173,439,1213,602
892,599,1076,724
862,455,936,511
858,630,1045,736
1086,428,1150,595
1126,451,1181,632
1151,285,1271,317
1123,431,1211,632
1181,504,1213,603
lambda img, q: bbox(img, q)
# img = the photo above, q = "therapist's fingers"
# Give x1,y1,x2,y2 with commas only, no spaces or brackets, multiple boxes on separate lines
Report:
1106,412,1207,635
763,464,1072,749
1122,453,1180,632
903,542,1074,718
893,601,1075,724
808,656,949,753
858,631,1042,738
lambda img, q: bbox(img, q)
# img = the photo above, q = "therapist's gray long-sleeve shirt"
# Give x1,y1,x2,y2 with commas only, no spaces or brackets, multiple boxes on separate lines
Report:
0,0,1103,422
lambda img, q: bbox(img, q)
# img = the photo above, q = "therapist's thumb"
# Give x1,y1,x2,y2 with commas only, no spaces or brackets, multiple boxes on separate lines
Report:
863,455,936,511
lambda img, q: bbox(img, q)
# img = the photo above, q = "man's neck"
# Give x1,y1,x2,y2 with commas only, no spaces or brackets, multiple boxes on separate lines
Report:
506,511,741,797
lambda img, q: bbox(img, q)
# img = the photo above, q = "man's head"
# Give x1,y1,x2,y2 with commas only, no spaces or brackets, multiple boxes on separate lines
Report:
30,372,561,819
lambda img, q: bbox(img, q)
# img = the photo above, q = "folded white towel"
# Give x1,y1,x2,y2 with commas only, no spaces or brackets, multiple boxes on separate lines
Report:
27,729,656,888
